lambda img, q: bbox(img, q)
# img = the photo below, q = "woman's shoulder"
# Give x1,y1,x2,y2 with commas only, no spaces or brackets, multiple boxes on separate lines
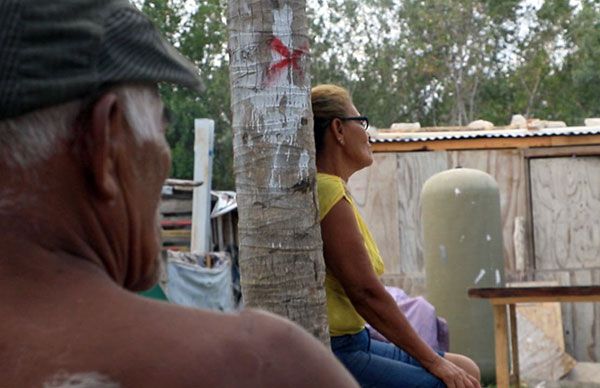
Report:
317,173,347,198
316,173,348,220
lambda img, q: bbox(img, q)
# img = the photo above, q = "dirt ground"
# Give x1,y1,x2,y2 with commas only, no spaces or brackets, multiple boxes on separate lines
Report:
523,362,600,387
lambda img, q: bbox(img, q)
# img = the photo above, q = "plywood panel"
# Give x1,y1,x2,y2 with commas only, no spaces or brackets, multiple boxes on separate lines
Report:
517,302,576,380
396,152,449,276
571,271,596,361
352,150,528,292
448,150,528,274
534,271,575,355
529,153,600,363
348,154,401,275
531,156,600,270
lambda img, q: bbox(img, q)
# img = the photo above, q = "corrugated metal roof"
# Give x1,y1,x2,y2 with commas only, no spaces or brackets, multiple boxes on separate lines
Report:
370,126,600,143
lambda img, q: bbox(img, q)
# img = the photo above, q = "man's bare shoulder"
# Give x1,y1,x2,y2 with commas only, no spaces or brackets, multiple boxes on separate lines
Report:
0,279,356,387
123,296,357,387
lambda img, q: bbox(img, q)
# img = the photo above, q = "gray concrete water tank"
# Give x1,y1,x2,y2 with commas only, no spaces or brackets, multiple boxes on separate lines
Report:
421,168,505,381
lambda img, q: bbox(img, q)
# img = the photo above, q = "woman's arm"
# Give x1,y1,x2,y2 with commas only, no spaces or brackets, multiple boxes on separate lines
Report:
321,198,479,388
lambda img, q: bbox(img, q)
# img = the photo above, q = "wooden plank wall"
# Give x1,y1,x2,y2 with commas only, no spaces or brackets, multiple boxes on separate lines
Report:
160,190,239,254
449,150,530,276
348,148,600,362
160,189,194,251
530,156,600,362
348,150,528,296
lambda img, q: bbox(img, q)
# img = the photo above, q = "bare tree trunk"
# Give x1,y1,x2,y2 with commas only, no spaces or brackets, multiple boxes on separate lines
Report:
521,70,542,118
227,0,329,344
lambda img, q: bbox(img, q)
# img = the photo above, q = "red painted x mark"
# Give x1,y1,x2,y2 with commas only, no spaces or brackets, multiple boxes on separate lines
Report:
266,37,308,84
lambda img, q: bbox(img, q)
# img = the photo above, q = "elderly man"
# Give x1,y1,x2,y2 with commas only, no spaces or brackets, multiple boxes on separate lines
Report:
0,1,357,387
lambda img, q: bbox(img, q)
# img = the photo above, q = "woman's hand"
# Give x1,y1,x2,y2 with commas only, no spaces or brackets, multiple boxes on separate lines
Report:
321,197,481,386
426,356,481,388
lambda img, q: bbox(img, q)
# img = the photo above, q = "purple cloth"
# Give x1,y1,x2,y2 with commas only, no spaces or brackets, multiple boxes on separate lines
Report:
366,286,449,352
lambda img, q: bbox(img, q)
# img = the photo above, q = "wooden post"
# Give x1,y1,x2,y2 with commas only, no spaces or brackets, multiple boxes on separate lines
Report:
493,304,510,388
509,304,520,387
191,119,214,253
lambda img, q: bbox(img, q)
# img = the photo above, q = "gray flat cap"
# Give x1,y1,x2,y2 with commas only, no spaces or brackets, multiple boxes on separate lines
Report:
0,0,203,119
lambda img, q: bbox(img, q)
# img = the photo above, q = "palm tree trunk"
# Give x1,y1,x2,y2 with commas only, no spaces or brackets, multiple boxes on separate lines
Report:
227,0,329,344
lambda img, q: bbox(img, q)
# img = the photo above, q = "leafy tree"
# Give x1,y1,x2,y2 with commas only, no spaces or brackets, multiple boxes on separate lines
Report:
139,0,600,188
556,1,600,122
142,0,233,189
307,0,524,127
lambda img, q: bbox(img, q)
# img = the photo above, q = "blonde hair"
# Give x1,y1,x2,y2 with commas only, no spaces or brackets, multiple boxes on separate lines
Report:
311,84,352,152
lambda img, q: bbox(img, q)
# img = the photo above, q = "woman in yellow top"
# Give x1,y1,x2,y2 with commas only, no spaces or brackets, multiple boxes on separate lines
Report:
312,84,481,388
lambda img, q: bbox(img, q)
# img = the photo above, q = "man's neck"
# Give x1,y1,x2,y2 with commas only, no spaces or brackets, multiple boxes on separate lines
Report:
0,157,123,287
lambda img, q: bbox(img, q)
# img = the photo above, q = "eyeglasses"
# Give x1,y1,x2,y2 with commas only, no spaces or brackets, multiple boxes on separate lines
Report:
339,116,369,130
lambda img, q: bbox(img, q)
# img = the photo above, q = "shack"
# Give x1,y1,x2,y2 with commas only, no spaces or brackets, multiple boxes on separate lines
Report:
152,179,240,309
160,179,238,253
347,122,600,363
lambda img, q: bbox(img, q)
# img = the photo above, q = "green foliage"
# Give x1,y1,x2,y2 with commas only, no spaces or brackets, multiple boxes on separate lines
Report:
142,0,233,189
308,0,600,128
139,0,600,188
561,1,600,120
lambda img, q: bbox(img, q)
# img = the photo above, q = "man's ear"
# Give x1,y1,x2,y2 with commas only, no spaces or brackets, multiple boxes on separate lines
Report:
85,93,124,200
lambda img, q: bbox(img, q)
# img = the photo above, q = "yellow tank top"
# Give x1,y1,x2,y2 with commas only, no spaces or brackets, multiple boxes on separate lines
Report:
317,172,385,336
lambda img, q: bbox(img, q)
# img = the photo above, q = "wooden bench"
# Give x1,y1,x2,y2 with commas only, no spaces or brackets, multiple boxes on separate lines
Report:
468,286,600,388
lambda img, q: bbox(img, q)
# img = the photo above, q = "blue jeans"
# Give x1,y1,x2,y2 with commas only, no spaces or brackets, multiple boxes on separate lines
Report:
331,329,445,388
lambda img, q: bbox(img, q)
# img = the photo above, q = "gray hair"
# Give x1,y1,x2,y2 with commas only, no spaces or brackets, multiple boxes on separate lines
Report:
0,84,163,169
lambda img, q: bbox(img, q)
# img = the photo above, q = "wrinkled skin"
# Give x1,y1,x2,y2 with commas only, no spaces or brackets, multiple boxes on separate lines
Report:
0,85,358,388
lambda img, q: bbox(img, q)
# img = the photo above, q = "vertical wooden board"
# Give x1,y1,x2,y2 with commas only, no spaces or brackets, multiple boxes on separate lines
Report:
448,150,528,274
591,269,600,362
570,270,596,361
396,152,449,276
530,156,600,271
493,304,510,388
534,270,576,356
348,153,401,275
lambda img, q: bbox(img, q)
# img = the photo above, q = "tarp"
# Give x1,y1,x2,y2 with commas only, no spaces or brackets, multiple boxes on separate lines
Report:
164,251,235,312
